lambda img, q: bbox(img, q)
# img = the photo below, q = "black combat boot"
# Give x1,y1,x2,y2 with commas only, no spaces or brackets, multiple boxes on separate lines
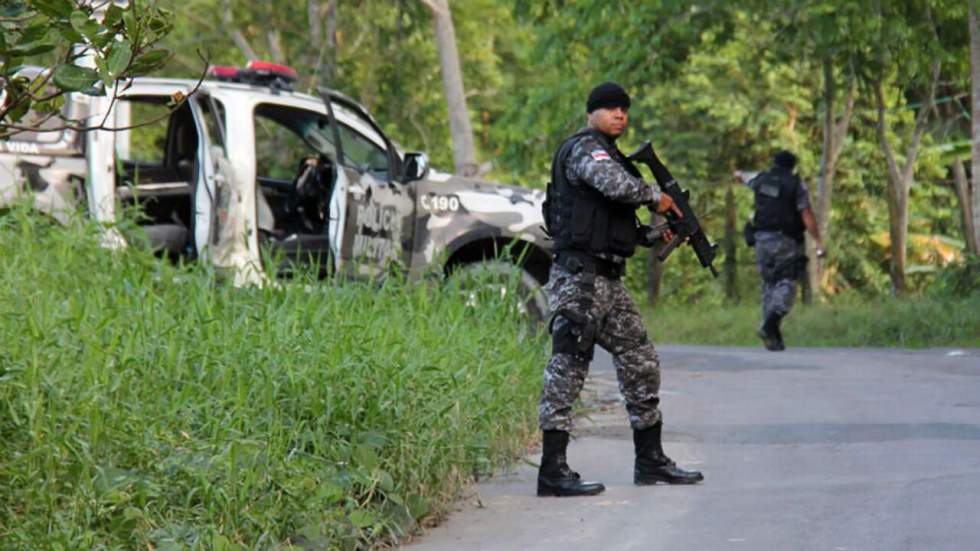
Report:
757,313,785,351
771,314,786,350
634,422,704,485
537,430,605,497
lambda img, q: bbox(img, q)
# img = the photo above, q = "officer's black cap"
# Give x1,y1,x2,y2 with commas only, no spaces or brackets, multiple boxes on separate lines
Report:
587,82,631,113
774,150,798,169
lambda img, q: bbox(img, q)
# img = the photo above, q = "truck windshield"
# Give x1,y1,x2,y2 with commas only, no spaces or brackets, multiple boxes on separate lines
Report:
254,104,338,159
254,103,390,180
253,103,339,182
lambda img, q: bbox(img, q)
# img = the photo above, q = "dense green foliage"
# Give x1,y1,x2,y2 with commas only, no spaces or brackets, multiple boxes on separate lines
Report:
143,0,975,304
1,0,175,137
2,3,975,547
0,208,547,549
7,1,974,300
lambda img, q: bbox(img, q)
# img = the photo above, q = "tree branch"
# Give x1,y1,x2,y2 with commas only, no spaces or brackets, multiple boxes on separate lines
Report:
830,74,856,166
419,0,442,15
0,14,34,23
900,59,941,185
307,0,322,47
873,80,902,188
221,0,259,60
267,29,284,64
1,52,209,137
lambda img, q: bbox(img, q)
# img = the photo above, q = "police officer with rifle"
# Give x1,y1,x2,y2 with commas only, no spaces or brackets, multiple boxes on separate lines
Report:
537,82,708,497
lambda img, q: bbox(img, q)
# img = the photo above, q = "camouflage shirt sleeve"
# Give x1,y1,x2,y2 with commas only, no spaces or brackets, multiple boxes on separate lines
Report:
796,179,811,211
565,134,659,205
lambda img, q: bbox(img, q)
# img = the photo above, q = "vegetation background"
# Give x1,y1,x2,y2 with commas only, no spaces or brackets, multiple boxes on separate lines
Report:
150,0,978,341
4,0,978,314
0,207,549,548
2,1,979,549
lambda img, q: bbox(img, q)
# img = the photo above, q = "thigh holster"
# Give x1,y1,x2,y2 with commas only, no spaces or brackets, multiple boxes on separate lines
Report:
550,308,597,362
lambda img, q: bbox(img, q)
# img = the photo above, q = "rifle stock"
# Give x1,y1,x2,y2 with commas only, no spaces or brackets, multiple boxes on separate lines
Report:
628,141,720,277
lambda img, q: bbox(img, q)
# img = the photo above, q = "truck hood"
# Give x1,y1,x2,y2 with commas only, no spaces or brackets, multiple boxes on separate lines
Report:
417,169,548,243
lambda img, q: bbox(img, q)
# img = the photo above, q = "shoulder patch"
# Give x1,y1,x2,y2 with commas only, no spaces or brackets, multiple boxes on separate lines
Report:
590,150,611,161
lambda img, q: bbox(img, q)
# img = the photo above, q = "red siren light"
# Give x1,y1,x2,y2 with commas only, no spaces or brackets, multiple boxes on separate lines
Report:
206,61,299,90
206,65,241,81
245,60,298,82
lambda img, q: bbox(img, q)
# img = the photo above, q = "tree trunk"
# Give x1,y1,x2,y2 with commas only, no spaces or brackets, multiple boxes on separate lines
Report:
953,160,978,254
882,158,910,294
221,0,259,61
307,0,338,88
723,181,738,301
423,0,478,176
267,30,285,64
807,60,856,300
872,61,941,295
971,0,980,255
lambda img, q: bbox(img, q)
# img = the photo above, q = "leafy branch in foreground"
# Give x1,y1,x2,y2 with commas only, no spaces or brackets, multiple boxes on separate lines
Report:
0,0,175,138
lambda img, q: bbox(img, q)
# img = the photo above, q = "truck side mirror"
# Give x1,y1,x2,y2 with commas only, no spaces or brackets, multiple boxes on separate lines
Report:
402,152,429,182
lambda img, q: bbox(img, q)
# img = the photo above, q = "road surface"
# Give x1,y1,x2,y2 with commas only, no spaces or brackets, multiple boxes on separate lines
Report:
406,345,980,551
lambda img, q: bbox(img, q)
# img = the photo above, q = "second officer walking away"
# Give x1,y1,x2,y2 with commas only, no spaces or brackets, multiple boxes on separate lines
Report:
743,150,825,351
537,82,703,497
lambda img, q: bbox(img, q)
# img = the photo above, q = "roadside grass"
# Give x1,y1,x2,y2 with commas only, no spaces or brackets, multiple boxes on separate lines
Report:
645,294,980,348
0,209,547,549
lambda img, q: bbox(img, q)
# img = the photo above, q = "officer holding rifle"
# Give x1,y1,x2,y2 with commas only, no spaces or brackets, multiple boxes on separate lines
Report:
537,82,704,497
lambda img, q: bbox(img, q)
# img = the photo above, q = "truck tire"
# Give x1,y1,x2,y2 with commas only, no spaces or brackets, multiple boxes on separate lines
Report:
450,260,548,323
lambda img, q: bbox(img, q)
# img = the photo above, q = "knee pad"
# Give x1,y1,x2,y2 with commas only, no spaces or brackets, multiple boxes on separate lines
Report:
550,311,596,362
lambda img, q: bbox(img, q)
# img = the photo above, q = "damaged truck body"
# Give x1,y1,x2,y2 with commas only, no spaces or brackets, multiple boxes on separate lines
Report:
0,62,551,316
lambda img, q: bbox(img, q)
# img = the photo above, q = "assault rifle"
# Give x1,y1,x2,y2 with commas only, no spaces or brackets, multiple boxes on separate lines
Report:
628,141,719,277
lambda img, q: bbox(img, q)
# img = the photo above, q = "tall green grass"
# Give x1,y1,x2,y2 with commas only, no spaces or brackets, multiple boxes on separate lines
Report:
646,294,980,348
0,208,547,549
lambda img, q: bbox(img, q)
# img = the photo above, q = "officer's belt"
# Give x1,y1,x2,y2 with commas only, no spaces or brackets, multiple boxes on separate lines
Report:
554,250,625,279
754,227,805,243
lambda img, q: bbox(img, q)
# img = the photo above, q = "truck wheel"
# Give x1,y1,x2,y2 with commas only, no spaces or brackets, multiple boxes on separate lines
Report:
450,260,548,323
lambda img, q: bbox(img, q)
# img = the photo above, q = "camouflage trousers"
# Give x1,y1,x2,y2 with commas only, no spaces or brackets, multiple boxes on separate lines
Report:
754,231,805,321
538,263,662,432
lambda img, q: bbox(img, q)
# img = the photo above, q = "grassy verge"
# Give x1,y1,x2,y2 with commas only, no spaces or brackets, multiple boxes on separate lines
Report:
0,210,547,549
645,294,980,349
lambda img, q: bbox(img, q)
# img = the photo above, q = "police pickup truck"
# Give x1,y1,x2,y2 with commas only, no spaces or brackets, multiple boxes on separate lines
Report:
0,61,551,317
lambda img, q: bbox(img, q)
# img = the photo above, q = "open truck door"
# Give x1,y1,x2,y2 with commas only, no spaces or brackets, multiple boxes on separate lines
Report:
201,88,266,286
83,92,126,248
319,89,416,280
111,81,216,261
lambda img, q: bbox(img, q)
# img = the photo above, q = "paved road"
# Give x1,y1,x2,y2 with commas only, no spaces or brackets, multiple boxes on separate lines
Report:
405,345,980,551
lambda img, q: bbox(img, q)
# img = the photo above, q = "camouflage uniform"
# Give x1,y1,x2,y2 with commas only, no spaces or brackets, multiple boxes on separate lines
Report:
748,176,811,321
754,231,805,320
539,131,662,432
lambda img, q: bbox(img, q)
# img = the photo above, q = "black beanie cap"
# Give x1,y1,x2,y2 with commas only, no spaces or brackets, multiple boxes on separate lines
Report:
773,150,798,169
587,81,631,113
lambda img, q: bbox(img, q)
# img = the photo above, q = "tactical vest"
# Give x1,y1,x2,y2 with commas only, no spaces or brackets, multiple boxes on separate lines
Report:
543,130,640,258
752,167,805,242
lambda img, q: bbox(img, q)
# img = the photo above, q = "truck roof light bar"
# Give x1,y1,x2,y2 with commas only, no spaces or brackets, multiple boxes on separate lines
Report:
206,61,298,90
245,60,298,82
206,66,241,81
